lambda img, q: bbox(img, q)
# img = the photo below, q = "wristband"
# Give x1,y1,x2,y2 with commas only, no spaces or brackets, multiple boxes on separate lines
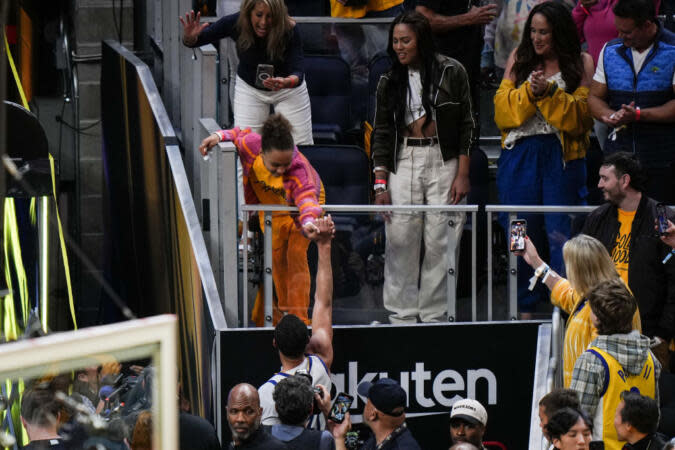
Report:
528,263,550,291
581,5,591,15
374,179,387,185
542,269,552,284
635,106,641,121
374,183,387,192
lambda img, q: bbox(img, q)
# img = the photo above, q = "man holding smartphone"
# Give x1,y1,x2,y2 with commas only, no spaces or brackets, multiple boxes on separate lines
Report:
582,152,675,371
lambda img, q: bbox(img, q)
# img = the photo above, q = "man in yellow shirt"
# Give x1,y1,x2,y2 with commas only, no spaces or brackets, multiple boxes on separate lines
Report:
581,152,675,370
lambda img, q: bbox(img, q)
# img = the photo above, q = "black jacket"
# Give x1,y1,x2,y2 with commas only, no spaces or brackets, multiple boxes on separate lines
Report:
623,432,668,449
371,54,475,173
581,196,675,339
229,428,288,450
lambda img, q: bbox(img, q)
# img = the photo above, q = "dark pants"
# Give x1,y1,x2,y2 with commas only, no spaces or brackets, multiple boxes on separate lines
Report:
497,135,588,312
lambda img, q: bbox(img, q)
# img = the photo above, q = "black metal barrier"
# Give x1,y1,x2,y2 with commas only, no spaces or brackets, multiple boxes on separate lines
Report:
219,321,543,449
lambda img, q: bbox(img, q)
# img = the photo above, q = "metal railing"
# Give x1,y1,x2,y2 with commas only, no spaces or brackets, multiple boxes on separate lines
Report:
240,204,479,327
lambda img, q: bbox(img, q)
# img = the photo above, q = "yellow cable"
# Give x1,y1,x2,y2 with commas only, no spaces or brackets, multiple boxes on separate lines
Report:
5,30,77,330
3,206,18,342
4,32,28,109
50,155,77,330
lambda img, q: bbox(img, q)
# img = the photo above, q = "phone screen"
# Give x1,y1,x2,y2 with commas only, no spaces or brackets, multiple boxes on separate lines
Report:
329,393,354,424
510,219,527,252
657,203,669,235
255,64,274,89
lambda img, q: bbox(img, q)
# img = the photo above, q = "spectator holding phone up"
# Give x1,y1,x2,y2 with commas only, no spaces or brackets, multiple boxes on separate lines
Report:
181,0,313,145
515,234,641,387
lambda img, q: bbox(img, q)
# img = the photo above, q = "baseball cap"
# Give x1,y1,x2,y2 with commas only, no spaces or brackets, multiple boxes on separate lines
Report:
357,378,406,416
450,399,488,426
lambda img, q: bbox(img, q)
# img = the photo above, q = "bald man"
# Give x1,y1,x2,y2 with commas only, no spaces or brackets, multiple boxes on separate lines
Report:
226,383,286,449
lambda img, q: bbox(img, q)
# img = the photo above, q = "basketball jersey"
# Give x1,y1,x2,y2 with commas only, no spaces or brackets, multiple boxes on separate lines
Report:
586,346,656,450
258,354,332,430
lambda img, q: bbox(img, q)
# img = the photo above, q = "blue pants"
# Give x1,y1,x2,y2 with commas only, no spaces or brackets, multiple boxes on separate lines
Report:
497,135,587,312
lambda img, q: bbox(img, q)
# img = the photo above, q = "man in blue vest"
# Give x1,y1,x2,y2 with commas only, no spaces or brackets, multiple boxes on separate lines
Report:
587,0,675,204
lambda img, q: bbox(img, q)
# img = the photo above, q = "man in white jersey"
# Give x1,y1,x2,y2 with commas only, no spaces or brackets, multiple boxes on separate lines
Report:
258,215,335,429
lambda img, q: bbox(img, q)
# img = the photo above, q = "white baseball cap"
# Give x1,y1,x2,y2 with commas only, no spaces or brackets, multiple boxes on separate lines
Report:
450,398,488,427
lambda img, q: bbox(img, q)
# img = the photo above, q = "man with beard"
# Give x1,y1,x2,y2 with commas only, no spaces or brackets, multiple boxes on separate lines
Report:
227,383,287,449
449,399,487,449
581,152,675,370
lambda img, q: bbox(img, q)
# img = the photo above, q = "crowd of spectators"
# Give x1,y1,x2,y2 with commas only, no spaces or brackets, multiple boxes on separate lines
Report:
190,0,675,447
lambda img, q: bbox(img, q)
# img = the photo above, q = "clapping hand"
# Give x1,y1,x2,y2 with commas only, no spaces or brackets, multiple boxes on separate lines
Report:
529,70,548,97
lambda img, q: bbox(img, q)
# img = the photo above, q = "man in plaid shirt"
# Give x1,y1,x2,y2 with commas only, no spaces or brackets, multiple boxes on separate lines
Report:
570,279,660,447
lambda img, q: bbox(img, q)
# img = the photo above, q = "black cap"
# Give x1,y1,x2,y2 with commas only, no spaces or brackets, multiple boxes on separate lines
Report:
357,378,406,416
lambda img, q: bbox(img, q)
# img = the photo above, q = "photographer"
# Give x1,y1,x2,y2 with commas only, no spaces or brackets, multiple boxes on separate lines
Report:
269,376,350,449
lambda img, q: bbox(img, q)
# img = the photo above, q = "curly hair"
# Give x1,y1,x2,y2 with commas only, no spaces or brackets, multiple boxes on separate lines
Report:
236,0,293,62
385,11,438,134
273,375,313,425
261,113,294,152
511,2,583,92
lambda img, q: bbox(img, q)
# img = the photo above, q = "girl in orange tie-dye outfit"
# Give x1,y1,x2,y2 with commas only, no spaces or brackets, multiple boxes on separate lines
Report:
200,114,325,326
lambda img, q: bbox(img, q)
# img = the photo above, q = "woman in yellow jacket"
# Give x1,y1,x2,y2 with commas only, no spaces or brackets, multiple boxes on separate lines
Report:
493,1,594,315
516,234,641,387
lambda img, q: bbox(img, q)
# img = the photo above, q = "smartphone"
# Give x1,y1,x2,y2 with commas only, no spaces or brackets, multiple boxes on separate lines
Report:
589,441,604,450
509,219,527,252
328,392,354,424
657,203,669,236
255,64,275,89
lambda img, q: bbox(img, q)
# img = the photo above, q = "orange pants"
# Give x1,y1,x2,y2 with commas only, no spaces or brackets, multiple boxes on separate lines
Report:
252,216,311,326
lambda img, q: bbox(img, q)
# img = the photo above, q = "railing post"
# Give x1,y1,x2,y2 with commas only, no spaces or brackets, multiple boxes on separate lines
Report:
242,216,249,328
189,45,217,222
264,212,274,327
199,118,239,326
508,211,518,320
471,210,477,322
446,214,458,322
487,210,493,321
217,139,240,326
